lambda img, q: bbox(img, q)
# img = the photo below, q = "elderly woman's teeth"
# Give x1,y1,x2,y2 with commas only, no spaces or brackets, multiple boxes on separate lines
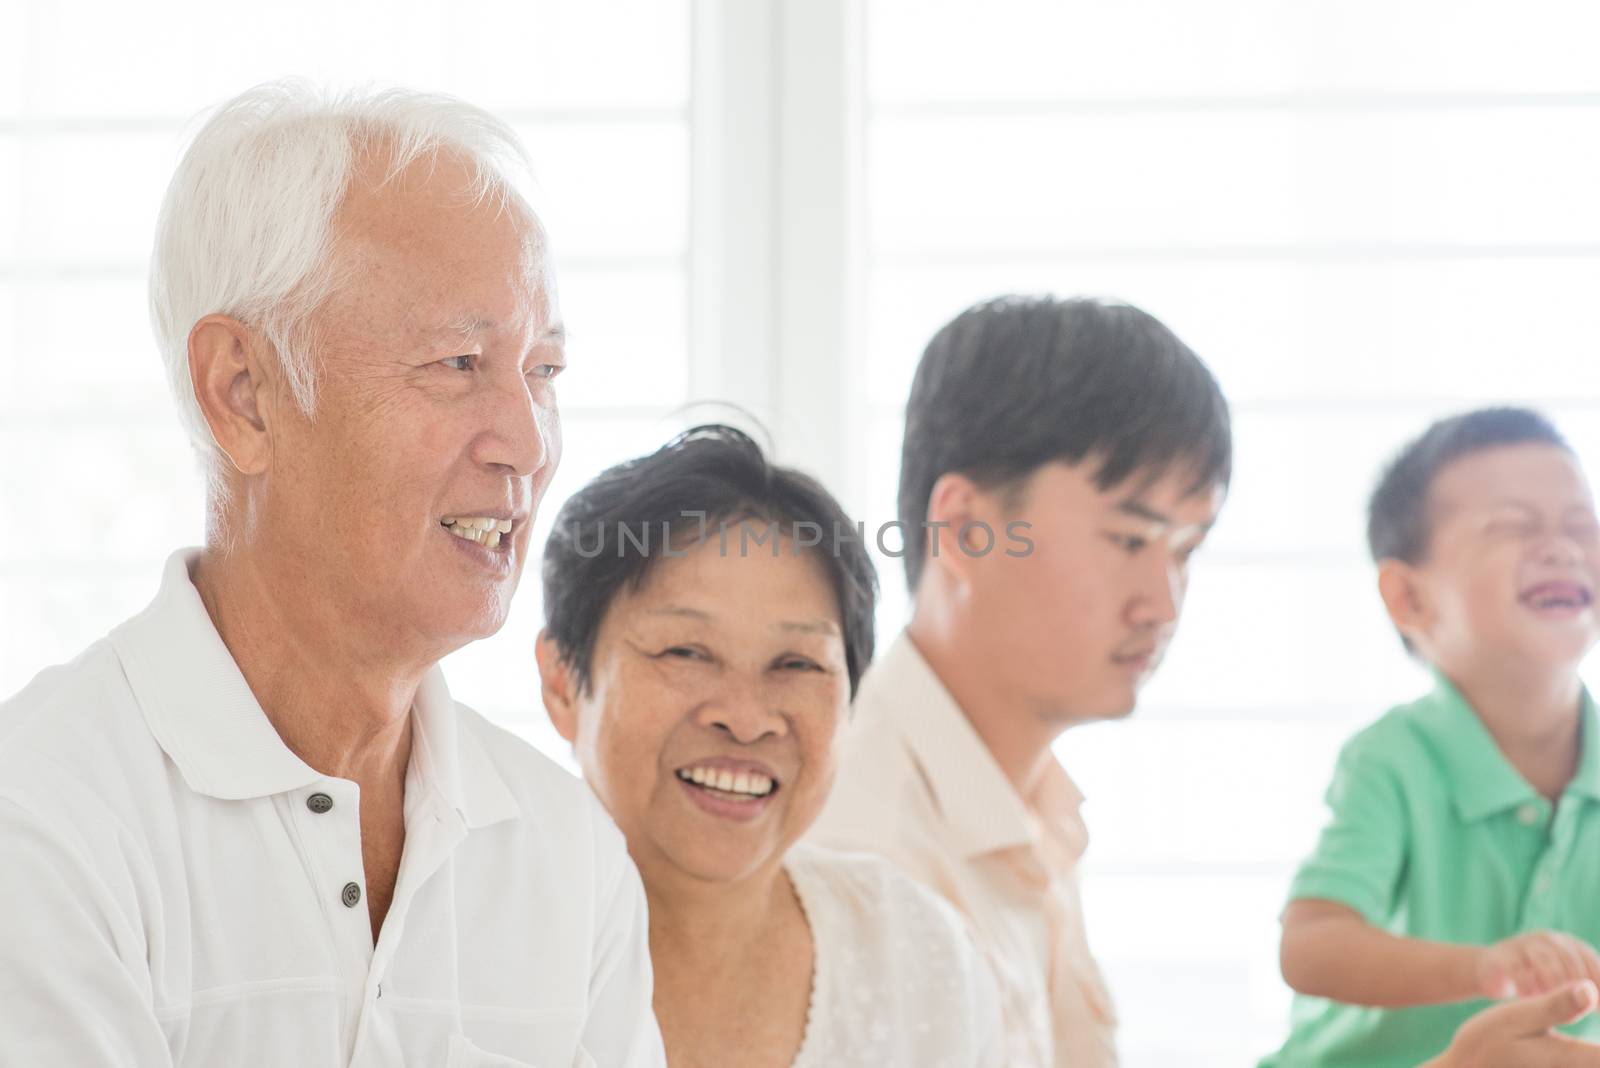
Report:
442,517,511,549
675,766,775,798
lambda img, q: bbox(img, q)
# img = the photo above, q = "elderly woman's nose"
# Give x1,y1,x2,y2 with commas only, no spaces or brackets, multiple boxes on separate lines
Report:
471,373,552,477
696,676,789,744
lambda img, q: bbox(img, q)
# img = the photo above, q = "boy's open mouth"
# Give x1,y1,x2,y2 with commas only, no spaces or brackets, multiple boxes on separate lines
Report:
1518,580,1594,611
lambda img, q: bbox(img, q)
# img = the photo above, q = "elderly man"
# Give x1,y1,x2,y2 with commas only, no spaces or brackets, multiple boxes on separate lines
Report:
0,83,664,1066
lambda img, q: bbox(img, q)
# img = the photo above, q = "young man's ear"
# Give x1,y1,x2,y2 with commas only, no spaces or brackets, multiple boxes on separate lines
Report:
922,472,994,587
535,629,580,744
1376,558,1430,645
188,314,277,476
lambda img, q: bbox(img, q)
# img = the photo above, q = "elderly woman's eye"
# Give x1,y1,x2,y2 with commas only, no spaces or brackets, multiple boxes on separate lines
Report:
659,646,704,661
778,656,823,672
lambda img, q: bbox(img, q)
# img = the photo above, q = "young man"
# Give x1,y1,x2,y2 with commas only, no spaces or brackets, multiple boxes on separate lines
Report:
809,295,1230,1066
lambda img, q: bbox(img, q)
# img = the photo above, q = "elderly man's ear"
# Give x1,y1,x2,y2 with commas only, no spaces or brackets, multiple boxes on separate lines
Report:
189,314,277,476
535,630,580,744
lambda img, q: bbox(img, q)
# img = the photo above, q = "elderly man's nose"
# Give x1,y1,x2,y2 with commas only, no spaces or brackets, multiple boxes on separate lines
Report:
474,378,552,476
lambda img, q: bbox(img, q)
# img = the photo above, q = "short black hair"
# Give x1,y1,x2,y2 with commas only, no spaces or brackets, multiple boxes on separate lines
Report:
541,424,878,697
897,295,1233,591
1367,406,1574,567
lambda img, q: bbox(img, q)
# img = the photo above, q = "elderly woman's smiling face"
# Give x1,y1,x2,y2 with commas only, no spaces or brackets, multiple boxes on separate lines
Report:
549,532,851,886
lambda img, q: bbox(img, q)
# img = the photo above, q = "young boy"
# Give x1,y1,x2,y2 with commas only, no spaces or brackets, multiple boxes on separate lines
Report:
1263,407,1600,1067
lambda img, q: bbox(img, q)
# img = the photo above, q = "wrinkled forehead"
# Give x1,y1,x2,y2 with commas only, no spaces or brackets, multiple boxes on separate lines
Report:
337,150,548,269
326,157,556,339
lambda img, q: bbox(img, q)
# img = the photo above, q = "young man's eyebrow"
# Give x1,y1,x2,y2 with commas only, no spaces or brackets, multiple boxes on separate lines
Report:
1115,499,1173,526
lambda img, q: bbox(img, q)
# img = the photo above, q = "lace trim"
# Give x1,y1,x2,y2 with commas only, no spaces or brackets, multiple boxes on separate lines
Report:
784,857,826,1067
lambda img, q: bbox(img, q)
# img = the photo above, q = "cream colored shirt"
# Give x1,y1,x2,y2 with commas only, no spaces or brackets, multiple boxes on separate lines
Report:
808,631,1117,1068
784,843,1004,1067
0,550,665,1067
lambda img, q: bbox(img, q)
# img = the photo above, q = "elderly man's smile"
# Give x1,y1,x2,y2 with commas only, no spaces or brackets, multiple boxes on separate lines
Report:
441,515,515,550
438,514,522,574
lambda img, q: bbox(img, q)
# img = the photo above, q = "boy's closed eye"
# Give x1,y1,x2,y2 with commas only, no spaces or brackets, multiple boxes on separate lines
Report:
1483,517,1538,538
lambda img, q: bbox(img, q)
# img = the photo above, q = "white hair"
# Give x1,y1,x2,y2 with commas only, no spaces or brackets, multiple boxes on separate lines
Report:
149,79,537,479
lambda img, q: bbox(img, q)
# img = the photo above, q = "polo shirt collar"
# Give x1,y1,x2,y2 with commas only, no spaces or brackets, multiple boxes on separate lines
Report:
410,667,521,830
109,550,322,800
864,630,1082,860
1418,669,1600,822
110,549,520,829
1568,688,1600,805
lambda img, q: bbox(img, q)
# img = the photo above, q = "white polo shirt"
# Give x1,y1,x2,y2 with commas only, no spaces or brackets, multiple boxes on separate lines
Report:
0,550,665,1068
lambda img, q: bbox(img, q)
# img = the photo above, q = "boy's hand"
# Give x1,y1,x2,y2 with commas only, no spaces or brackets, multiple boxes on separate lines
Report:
1431,981,1600,1067
1479,932,1600,999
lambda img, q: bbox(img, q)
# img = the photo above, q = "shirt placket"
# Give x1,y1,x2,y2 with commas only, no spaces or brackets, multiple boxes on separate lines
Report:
347,787,468,1068
1521,795,1576,929
288,777,374,1060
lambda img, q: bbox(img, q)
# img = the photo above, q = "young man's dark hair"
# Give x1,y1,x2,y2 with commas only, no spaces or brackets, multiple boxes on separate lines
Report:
542,423,879,696
897,294,1233,591
1368,406,1573,566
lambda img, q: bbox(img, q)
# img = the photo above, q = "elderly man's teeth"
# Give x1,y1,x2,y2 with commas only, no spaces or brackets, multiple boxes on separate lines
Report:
674,767,775,797
443,517,509,549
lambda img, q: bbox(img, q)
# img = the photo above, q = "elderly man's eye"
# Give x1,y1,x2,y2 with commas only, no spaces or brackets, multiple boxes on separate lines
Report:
440,355,476,371
528,363,563,381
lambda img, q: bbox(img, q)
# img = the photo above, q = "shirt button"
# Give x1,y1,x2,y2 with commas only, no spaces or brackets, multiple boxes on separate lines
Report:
342,882,362,908
306,792,334,814
1518,804,1540,826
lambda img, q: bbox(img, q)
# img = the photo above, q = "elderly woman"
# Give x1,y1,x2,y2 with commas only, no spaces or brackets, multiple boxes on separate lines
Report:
535,425,1001,1067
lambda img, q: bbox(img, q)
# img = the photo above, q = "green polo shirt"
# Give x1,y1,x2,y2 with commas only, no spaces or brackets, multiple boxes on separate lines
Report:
1260,674,1600,1068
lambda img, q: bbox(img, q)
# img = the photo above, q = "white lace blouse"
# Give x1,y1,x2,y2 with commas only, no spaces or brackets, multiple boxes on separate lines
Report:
785,844,1004,1068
